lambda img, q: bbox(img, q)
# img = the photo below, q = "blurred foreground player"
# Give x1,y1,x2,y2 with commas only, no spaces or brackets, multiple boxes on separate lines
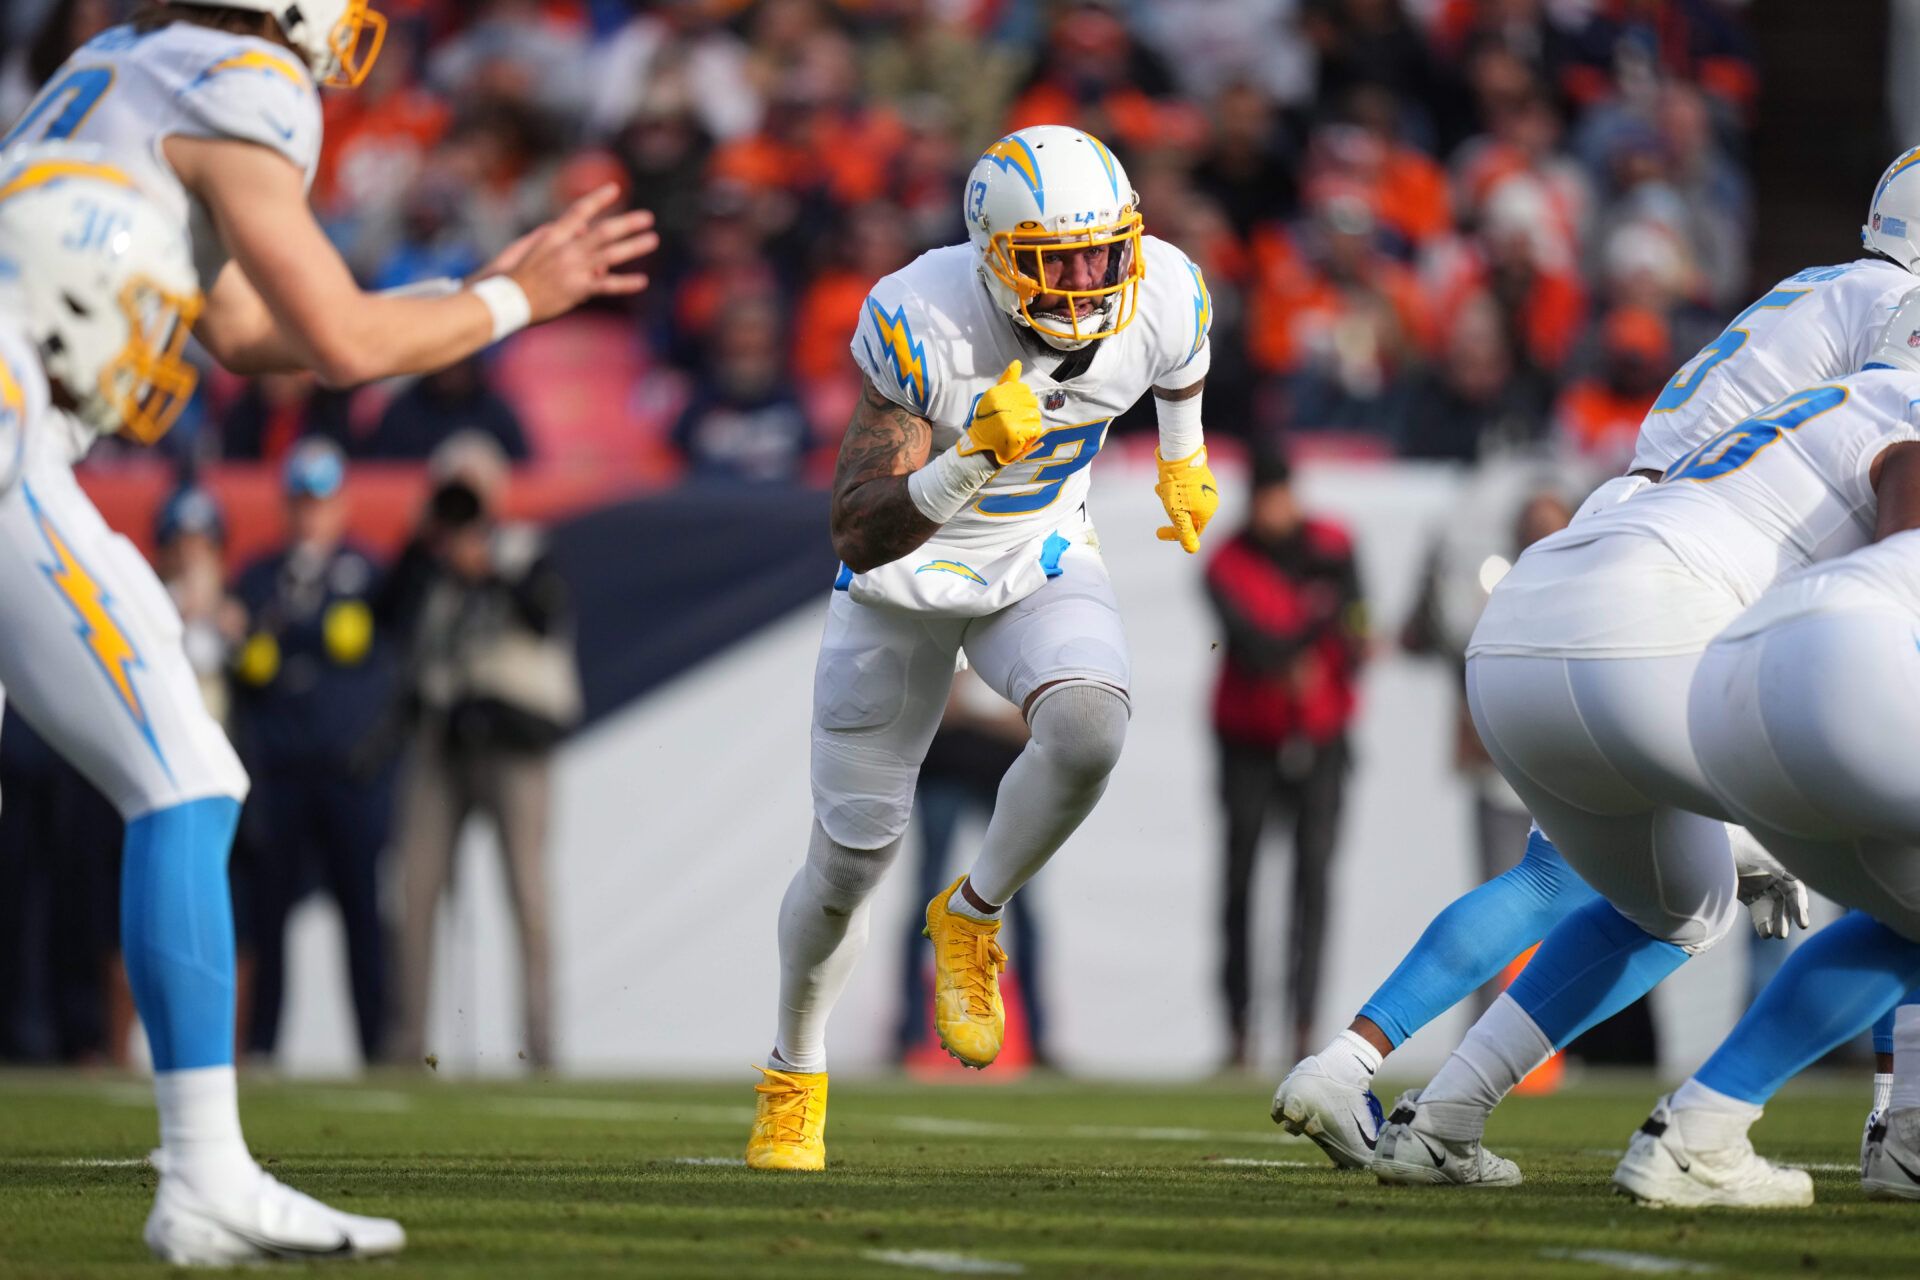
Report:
4,0,655,387
748,125,1220,1170
0,146,403,1262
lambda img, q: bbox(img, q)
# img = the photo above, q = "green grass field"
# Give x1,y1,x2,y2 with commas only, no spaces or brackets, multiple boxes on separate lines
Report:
0,1071,1911,1278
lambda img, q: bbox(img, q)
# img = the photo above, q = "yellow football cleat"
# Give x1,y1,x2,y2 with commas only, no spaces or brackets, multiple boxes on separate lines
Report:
923,876,1008,1069
745,1065,828,1172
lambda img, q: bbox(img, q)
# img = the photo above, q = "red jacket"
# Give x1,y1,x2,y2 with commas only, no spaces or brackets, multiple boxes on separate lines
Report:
1206,520,1366,747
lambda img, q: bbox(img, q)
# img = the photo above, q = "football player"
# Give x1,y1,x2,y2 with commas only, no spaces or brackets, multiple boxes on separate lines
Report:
745,125,1219,1171
1608,512,1920,1207
1275,146,1920,1168
0,144,403,1263
2,0,655,386
1369,305,1920,1193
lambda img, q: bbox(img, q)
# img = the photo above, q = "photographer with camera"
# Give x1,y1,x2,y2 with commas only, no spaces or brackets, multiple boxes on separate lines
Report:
379,435,581,1070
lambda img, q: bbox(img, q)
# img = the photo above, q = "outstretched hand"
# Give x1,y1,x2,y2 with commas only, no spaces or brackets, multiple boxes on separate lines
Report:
493,183,660,324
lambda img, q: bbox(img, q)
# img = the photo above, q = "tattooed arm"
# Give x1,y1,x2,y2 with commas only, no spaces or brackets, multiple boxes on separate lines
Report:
830,377,942,572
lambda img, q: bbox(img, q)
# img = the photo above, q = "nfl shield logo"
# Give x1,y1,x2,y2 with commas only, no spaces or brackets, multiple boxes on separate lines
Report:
1876,212,1884,230
1044,391,1067,411
1907,329,1920,348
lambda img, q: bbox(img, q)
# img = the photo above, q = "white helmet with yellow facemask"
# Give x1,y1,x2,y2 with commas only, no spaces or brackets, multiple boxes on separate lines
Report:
166,0,387,87
0,145,203,446
964,125,1145,351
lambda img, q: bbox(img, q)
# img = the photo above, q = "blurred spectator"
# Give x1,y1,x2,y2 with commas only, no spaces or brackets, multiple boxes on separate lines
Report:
1427,174,1588,377
1247,194,1427,434
1206,452,1366,1067
1312,85,1451,253
1656,81,1752,309
315,22,452,226
1552,305,1672,468
791,200,913,434
1135,0,1312,109
1193,82,1300,238
895,672,1051,1069
382,437,580,1069
231,442,397,1064
672,295,812,482
1002,1,1184,152
588,0,761,143
1303,0,1444,135
1401,465,1574,987
859,0,1026,153
217,372,354,463
363,356,532,462
1400,292,1552,462
428,0,593,119
155,485,243,726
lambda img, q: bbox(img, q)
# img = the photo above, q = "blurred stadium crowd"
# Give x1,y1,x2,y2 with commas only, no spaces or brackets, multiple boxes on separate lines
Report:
0,0,1766,1068
4,0,1759,481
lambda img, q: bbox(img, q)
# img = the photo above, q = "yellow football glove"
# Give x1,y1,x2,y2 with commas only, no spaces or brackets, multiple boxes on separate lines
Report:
1154,445,1219,554
957,360,1045,466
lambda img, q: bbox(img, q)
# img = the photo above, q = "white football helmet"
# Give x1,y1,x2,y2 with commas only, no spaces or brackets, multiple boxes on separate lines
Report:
0,145,203,444
167,0,387,87
1863,146,1920,273
963,125,1145,350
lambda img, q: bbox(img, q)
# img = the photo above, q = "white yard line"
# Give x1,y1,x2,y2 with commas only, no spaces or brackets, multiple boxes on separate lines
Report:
1539,1248,1715,1274
864,1249,1025,1275
486,1097,756,1125
664,1156,745,1166
1204,1157,1320,1168
293,1089,415,1113
56,1158,148,1168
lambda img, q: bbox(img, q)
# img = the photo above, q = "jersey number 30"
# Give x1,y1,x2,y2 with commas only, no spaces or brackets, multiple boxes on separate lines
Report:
975,419,1111,516
0,67,114,150
1666,385,1848,483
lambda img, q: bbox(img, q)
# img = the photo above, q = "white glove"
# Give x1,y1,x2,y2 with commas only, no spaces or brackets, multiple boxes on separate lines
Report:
1728,824,1812,940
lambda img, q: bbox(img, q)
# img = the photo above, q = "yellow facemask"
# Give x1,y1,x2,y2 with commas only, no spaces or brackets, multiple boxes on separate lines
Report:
324,0,389,88
104,275,203,445
982,211,1146,345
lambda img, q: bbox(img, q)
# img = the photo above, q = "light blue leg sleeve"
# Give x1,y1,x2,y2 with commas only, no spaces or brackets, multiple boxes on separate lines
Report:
1698,912,1920,1104
1356,828,1599,1047
1507,896,1689,1049
122,797,241,1072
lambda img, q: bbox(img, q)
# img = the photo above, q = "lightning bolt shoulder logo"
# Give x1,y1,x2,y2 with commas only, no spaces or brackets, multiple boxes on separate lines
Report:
22,483,171,778
864,299,931,415
196,49,311,91
982,135,1045,213
1186,261,1212,362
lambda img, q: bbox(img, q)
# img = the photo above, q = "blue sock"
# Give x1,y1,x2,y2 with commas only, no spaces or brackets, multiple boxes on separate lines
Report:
1874,1005,1898,1058
1696,911,1920,1105
1507,897,1688,1048
1357,827,1599,1046
122,797,241,1072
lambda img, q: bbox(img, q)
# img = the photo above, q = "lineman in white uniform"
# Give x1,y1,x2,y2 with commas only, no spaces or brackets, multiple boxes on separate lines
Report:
5,0,655,389
745,125,1220,1171
1277,146,1920,1171
1370,312,1920,1194
0,145,403,1263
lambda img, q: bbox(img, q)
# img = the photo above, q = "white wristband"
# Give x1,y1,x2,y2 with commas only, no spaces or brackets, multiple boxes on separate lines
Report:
907,444,997,524
1155,384,1205,461
471,276,532,343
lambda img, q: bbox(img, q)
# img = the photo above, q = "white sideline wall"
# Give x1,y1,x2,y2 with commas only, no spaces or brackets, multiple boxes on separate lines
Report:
273,456,1775,1081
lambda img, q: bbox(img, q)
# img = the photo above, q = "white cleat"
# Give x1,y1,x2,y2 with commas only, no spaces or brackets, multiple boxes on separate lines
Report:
1370,1091,1521,1187
1272,1056,1383,1169
143,1150,406,1266
1862,1107,1920,1201
1612,1097,1812,1209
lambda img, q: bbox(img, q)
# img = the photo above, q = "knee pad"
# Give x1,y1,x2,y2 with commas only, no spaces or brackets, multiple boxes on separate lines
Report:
1028,681,1130,787
804,820,902,914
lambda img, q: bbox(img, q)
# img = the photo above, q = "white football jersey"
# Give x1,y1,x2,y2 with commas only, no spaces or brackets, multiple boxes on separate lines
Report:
850,234,1212,554
1632,258,1913,473
1476,367,1920,658
1720,526,1920,642
1,22,324,290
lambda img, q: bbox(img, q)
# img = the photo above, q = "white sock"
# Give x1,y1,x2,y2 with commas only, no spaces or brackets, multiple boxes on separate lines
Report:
964,685,1127,905
1874,1072,1894,1116
1315,1029,1383,1087
1416,994,1552,1142
948,880,1001,922
1668,1077,1763,1149
1891,1005,1920,1112
155,1066,253,1194
772,830,898,1073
